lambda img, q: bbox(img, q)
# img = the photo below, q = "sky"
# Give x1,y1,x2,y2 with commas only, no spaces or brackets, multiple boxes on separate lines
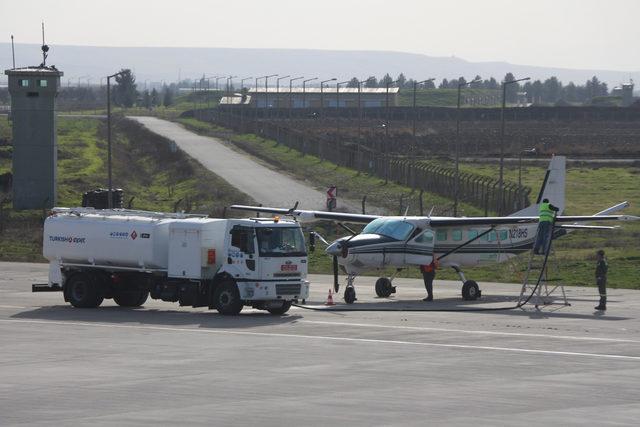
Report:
1,0,639,71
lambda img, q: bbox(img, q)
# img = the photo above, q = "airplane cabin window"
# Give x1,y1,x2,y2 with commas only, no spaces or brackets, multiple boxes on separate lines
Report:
452,230,462,241
468,230,478,239
499,230,508,241
436,230,447,241
488,230,498,242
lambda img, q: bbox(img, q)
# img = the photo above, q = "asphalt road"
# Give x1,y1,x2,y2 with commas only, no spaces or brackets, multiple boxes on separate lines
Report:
3,262,640,426
129,116,333,211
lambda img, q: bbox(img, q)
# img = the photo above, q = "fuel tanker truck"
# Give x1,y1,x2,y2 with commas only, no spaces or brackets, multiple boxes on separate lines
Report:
33,207,309,315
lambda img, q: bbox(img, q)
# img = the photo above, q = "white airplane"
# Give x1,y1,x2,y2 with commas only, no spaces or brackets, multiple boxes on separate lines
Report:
231,156,638,303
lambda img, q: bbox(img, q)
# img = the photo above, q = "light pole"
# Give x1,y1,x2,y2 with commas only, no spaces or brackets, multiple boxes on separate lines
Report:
453,78,482,216
412,78,435,139
336,80,350,139
358,77,375,140
302,77,318,110
106,71,125,209
226,75,237,94
288,76,304,118
239,77,253,130
264,74,278,109
320,78,336,117
499,76,530,214
385,79,400,138
276,75,290,115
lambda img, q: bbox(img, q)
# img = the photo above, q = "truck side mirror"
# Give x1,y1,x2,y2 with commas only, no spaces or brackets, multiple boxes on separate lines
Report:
309,232,315,253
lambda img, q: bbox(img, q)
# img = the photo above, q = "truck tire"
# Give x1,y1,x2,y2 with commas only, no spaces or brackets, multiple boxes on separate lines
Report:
65,272,104,308
113,289,149,307
213,280,243,315
267,301,292,315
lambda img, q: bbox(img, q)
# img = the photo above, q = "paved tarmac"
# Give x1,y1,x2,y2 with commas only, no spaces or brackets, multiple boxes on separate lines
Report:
129,116,331,210
2,261,640,426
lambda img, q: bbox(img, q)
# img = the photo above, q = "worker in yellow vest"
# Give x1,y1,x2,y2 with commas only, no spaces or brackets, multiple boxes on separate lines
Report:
533,198,559,255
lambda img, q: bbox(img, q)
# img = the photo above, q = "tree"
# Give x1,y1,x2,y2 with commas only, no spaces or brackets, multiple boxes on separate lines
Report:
364,76,378,88
485,77,499,90
470,75,483,88
162,86,174,107
114,69,138,108
456,76,467,87
347,77,359,88
503,72,519,103
379,73,393,88
439,78,449,89
424,79,436,89
396,73,407,88
563,82,577,103
151,88,159,107
142,90,151,109
542,76,562,103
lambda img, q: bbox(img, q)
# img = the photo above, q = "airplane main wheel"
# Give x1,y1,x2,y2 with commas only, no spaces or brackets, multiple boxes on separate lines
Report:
462,280,480,301
344,287,357,304
375,277,395,298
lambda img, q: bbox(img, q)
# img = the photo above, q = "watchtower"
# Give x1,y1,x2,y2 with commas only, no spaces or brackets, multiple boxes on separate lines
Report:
4,64,63,209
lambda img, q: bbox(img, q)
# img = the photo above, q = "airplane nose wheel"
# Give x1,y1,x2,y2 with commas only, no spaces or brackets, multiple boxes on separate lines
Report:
344,286,357,304
462,280,481,301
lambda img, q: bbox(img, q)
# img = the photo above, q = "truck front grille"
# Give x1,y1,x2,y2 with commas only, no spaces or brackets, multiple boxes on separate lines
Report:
273,272,301,278
276,283,301,296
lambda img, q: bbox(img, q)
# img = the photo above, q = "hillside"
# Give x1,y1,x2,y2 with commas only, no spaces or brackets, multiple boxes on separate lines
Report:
1,43,637,88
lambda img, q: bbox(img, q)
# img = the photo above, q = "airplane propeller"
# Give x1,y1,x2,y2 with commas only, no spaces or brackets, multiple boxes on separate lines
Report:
333,255,340,293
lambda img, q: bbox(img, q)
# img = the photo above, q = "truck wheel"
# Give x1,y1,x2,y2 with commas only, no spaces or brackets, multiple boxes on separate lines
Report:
267,301,292,315
113,289,149,307
375,277,395,298
65,273,104,308
462,280,480,301
213,280,243,315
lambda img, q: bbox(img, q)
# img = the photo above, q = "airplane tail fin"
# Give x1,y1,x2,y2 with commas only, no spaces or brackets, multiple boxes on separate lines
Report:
510,155,566,217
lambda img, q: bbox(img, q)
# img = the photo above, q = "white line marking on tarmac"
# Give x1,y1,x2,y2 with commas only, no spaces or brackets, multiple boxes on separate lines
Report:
1,318,639,361
0,305,27,309
300,320,640,344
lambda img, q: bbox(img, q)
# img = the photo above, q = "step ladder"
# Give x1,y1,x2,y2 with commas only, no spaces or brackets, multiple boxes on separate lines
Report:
518,215,569,309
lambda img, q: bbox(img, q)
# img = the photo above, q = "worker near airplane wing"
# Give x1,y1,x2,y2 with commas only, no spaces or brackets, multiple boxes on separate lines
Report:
533,198,559,255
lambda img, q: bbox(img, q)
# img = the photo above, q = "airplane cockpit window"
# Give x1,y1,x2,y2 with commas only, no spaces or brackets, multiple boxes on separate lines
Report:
415,230,434,244
362,218,414,241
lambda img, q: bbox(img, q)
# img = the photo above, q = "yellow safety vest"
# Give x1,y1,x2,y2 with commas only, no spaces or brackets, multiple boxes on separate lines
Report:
539,202,555,222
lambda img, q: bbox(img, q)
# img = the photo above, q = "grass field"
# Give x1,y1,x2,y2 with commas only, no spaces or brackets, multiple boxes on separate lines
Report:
0,116,251,261
176,117,640,289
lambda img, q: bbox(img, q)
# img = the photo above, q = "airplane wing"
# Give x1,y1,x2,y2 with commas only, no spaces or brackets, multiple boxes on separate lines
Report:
230,204,638,226
229,205,380,223
428,215,638,227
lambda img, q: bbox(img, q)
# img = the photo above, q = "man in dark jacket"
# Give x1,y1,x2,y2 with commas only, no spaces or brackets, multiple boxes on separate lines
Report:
595,250,608,311
421,261,436,301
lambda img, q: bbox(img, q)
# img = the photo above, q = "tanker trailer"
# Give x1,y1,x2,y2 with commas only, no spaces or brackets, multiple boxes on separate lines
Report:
33,207,309,315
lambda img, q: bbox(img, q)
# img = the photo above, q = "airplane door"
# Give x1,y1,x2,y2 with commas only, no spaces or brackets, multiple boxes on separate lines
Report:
405,230,434,266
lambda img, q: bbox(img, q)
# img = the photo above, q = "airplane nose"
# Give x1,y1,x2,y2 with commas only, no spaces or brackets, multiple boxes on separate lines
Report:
326,241,342,256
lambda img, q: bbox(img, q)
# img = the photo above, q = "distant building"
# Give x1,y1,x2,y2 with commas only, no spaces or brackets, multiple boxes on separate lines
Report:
247,87,400,108
611,82,635,107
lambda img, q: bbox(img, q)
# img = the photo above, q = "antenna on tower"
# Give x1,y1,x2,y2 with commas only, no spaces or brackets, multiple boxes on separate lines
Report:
40,21,49,67
10,34,16,69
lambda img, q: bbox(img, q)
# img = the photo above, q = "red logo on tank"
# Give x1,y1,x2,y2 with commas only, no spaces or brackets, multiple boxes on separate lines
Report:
131,230,138,240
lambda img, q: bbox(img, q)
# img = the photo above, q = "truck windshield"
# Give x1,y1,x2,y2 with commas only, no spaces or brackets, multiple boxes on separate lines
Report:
362,218,414,241
256,227,307,257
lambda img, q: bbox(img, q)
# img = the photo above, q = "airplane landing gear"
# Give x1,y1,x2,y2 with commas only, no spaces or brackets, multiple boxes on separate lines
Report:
451,265,481,301
344,275,357,304
462,280,480,301
375,277,396,298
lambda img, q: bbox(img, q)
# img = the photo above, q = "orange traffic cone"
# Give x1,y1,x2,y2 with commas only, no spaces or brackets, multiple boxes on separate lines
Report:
325,289,336,306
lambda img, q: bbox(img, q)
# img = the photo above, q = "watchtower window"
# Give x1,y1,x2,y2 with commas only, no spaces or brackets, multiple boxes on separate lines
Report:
38,79,48,87
18,79,29,87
